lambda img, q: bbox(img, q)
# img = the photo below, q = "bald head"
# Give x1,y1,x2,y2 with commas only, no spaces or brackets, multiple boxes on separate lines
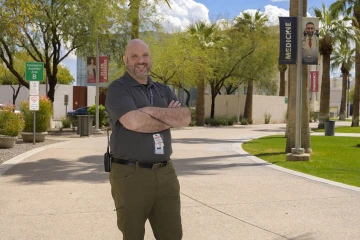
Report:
123,39,152,84
124,39,150,55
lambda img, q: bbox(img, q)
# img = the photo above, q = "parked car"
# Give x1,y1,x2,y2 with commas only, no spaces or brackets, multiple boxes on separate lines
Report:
67,106,89,118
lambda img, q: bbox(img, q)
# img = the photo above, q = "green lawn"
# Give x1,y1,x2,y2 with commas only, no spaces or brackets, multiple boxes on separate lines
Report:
312,126,360,133
242,135,360,187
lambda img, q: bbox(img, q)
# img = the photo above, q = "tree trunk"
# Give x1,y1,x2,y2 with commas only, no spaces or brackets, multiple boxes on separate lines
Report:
184,88,190,107
244,79,253,122
195,77,205,126
286,64,297,153
353,41,360,127
318,53,331,128
301,65,311,152
338,72,347,121
129,0,140,39
279,70,286,96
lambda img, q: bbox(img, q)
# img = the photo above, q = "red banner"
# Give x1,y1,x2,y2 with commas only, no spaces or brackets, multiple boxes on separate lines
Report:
310,71,318,92
99,56,109,83
87,57,96,83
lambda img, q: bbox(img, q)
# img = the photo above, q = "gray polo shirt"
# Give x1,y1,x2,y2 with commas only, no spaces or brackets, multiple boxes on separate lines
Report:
105,72,179,163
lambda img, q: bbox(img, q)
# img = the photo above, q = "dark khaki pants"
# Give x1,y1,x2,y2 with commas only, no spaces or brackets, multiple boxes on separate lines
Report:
109,161,182,240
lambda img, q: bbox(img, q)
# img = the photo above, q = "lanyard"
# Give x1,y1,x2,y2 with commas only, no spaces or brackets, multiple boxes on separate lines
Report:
140,87,153,106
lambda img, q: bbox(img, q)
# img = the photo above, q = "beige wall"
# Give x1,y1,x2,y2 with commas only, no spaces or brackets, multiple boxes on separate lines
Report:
204,94,287,124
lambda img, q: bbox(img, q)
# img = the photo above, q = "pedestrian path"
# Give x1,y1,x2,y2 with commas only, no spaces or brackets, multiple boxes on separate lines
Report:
0,123,359,239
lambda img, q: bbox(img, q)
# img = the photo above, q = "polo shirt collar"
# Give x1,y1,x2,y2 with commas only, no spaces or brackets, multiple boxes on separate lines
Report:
124,71,154,88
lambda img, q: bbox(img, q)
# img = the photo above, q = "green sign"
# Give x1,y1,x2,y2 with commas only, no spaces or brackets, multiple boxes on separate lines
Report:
25,62,44,81
285,97,288,104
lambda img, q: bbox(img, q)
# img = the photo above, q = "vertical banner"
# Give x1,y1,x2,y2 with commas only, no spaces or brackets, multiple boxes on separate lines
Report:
87,57,96,83
279,17,297,64
310,71,319,92
99,56,109,83
302,17,319,65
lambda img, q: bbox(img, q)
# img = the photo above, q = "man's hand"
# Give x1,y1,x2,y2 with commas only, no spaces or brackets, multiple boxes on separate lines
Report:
168,100,181,108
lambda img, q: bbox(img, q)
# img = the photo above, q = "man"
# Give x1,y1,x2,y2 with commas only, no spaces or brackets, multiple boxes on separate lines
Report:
105,39,191,240
302,21,319,65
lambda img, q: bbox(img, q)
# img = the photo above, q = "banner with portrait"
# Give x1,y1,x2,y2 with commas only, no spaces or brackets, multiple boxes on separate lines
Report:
87,57,96,83
279,17,297,64
302,17,319,65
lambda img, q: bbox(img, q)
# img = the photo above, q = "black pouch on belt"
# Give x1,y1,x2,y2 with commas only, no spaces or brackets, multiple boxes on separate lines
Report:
104,128,112,172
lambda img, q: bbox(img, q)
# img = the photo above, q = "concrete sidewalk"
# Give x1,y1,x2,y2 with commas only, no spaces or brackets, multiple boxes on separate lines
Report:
0,123,360,240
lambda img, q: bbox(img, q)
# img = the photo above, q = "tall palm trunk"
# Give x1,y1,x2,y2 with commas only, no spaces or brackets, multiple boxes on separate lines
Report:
339,69,347,121
301,65,311,152
353,41,360,126
318,53,331,128
129,0,140,39
244,79,253,122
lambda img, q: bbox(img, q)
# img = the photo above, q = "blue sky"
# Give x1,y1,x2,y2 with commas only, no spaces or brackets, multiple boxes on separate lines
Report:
195,0,335,19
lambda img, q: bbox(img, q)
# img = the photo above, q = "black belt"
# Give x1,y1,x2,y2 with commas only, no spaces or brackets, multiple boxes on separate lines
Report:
111,158,168,169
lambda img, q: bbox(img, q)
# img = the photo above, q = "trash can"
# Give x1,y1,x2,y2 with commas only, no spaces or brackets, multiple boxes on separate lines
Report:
324,120,335,136
77,115,94,136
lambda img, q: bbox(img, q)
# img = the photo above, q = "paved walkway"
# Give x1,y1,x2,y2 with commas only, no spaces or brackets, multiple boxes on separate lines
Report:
0,123,360,240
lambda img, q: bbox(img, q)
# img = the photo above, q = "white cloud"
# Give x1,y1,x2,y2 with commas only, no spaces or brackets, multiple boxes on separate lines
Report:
271,0,289,2
238,5,289,26
154,0,210,31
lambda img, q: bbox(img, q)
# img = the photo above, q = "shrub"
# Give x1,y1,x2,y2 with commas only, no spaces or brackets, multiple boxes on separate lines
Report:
264,113,271,124
20,96,53,132
61,116,72,128
0,105,25,136
205,116,236,126
87,104,108,127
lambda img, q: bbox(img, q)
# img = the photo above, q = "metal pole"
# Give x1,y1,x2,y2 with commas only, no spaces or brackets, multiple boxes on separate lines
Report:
295,0,303,151
33,112,36,145
95,35,100,133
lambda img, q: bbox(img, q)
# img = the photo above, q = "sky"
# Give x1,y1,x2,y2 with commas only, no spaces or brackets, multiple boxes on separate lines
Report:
62,0,337,80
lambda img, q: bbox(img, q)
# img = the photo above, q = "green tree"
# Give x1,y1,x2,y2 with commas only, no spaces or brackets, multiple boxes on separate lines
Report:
331,0,360,127
122,0,171,39
56,65,74,85
314,3,359,128
331,43,355,120
0,0,123,103
233,10,277,122
148,32,200,106
188,21,219,126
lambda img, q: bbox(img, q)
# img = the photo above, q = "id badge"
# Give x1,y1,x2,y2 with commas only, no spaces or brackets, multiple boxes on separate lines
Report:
153,133,164,154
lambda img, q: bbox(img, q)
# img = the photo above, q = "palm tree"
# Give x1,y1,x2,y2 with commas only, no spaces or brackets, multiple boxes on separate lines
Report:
278,64,287,96
127,0,171,39
233,10,269,123
188,21,219,126
330,0,360,127
331,43,355,120
314,3,359,128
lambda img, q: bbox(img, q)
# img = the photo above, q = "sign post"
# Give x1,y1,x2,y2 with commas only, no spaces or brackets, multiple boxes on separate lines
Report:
25,62,44,145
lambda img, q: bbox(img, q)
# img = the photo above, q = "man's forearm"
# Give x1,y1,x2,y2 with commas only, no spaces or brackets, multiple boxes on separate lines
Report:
120,110,170,133
139,107,191,127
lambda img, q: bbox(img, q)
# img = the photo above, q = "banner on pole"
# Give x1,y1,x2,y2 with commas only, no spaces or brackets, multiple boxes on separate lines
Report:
87,57,96,83
302,17,320,65
99,56,109,83
279,17,297,64
310,71,319,92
